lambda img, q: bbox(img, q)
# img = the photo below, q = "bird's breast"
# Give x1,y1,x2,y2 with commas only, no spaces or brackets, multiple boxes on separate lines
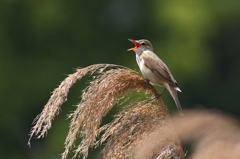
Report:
136,56,164,86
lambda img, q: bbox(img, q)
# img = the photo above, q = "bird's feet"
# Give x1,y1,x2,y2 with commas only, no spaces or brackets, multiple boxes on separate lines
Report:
151,88,166,99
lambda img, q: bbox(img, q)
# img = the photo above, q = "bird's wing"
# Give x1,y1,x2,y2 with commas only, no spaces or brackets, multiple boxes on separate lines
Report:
142,51,179,88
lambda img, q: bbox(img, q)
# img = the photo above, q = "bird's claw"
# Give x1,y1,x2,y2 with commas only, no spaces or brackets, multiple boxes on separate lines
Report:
151,88,166,99
151,93,162,99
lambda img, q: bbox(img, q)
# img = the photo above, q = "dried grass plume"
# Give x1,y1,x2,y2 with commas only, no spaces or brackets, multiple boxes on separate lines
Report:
28,64,184,159
172,109,240,159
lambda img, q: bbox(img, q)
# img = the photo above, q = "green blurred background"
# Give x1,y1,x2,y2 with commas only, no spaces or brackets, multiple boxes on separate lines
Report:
1,0,240,158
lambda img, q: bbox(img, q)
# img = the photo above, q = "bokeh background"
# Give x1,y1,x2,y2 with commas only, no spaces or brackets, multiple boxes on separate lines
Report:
1,0,240,158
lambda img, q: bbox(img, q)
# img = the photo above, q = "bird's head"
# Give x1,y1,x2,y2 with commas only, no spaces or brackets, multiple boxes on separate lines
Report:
127,39,153,54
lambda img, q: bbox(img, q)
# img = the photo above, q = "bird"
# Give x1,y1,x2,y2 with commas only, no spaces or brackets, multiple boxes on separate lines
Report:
127,39,183,115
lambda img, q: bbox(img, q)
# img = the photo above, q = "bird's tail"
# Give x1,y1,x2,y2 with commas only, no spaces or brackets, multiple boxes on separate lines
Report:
168,86,183,116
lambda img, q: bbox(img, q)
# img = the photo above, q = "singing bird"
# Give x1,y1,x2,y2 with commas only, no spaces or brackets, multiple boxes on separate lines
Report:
128,39,183,115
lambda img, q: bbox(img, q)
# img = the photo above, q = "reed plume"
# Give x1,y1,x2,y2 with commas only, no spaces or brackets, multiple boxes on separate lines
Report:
172,109,240,159
28,64,184,159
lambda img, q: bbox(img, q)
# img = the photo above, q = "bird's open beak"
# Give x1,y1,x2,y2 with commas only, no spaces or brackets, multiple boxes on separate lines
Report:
127,39,140,51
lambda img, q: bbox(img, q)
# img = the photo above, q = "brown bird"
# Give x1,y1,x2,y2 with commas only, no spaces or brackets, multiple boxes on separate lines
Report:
128,39,183,115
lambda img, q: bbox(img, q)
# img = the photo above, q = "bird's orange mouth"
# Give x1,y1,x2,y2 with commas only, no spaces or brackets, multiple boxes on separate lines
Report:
127,39,140,51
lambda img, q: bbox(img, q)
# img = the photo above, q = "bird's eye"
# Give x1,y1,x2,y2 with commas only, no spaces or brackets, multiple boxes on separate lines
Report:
141,42,145,45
